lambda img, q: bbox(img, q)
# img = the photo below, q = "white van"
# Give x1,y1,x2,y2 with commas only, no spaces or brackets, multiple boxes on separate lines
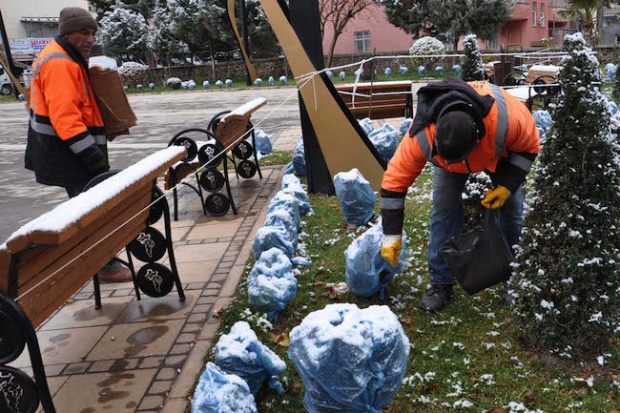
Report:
0,64,14,95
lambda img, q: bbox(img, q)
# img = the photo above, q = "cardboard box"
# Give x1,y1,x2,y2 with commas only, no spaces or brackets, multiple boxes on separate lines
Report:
89,67,137,141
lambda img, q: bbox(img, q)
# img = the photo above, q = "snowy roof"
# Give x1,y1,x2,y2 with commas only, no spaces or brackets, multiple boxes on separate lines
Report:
2,146,185,251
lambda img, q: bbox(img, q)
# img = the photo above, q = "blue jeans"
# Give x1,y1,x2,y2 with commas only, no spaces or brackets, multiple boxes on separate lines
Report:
428,167,524,285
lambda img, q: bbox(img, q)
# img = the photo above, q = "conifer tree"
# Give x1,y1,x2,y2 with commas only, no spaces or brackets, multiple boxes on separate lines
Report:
460,34,484,81
512,32,620,357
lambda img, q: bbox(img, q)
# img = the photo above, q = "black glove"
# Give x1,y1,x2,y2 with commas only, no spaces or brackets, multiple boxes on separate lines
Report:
88,158,110,176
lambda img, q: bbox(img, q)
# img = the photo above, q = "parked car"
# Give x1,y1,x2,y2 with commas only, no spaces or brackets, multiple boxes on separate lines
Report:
0,65,14,95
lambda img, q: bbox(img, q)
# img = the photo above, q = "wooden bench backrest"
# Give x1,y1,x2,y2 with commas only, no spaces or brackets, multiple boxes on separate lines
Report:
525,65,560,84
0,146,186,327
335,81,413,119
216,97,267,149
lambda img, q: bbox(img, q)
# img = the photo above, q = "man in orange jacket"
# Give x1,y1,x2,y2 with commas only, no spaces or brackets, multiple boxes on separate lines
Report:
380,78,540,313
25,7,131,283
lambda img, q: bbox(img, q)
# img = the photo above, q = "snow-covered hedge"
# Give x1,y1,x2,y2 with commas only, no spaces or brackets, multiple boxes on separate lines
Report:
409,36,444,68
118,62,149,87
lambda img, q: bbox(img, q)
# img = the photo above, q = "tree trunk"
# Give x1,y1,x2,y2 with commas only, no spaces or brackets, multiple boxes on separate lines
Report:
327,31,339,69
209,41,216,80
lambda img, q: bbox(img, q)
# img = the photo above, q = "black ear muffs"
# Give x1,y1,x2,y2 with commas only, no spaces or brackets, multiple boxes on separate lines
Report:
436,100,485,141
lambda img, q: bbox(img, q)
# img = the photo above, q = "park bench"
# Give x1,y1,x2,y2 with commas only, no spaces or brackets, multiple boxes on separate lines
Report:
335,81,414,120
0,146,186,413
164,97,267,220
503,64,561,111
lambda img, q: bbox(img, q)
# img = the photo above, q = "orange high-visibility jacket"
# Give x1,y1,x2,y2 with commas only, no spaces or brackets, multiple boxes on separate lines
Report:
380,80,540,235
25,38,107,189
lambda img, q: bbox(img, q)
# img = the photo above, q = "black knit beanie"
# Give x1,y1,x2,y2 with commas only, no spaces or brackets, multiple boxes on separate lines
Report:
435,111,479,162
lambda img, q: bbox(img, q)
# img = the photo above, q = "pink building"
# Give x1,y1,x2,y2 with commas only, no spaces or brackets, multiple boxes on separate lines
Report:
322,1,571,55
321,3,413,55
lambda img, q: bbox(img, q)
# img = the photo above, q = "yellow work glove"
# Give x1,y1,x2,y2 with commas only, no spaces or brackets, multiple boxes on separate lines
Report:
380,235,402,268
481,185,511,209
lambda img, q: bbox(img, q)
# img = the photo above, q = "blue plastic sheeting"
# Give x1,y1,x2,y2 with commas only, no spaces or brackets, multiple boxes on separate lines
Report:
288,303,410,413
192,362,258,413
368,123,399,163
254,129,273,155
345,225,407,298
281,174,301,189
248,248,297,319
533,110,552,142
268,192,301,229
282,185,312,215
399,118,412,137
284,162,294,174
265,209,298,247
607,101,619,115
334,168,377,226
214,321,286,395
605,63,617,82
252,226,296,259
358,117,374,135
293,137,306,176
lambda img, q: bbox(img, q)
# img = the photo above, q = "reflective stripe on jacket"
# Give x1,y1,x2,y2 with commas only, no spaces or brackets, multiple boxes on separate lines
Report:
25,39,107,189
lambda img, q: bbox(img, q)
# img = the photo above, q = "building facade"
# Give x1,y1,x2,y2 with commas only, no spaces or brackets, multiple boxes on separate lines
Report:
0,0,91,61
321,3,414,56
601,2,620,45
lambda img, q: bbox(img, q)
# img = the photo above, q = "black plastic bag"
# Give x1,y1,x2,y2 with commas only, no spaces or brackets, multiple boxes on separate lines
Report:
440,210,513,295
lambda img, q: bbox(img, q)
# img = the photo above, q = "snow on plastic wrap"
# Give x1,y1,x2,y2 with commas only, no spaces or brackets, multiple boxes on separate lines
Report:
248,248,297,319
191,362,257,413
252,226,296,260
282,186,311,215
607,101,619,116
334,169,377,226
399,118,412,137
267,192,301,229
293,137,306,176
345,225,407,298
533,110,552,142
214,321,286,395
254,129,273,155
281,174,301,189
605,63,617,82
358,117,374,135
288,304,410,413
368,123,400,162
265,209,298,248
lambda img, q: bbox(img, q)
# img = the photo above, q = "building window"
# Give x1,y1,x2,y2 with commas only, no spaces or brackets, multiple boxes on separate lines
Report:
532,2,537,26
486,38,498,50
539,3,545,27
616,34,620,44
354,31,371,54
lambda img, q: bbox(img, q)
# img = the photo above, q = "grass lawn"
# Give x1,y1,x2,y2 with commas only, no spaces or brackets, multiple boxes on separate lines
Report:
197,162,620,413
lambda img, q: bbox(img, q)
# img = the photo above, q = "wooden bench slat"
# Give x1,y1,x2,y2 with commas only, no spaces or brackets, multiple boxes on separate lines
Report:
14,184,152,290
335,81,413,120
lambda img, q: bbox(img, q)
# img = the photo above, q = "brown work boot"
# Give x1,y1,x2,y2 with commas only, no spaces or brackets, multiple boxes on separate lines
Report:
98,266,133,283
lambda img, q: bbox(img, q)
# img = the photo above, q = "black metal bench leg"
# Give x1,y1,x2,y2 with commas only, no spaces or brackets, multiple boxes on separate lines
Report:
223,156,238,215
92,274,102,310
161,194,185,302
0,292,58,413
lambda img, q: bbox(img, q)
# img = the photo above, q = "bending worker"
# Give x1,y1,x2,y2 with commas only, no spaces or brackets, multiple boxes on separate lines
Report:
380,78,540,313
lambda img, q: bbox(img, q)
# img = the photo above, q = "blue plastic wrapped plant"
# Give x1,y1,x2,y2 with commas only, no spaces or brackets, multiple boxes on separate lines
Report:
279,75,288,85
254,78,263,87
605,63,617,82
281,185,312,215
399,118,413,137
252,226,296,260
333,168,377,226
267,191,301,229
248,248,297,319
203,80,210,89
192,362,257,413
608,101,619,115
225,79,233,88
452,64,461,74
265,208,298,247
418,65,425,76
533,110,552,142
188,81,196,89
399,66,408,76
385,67,392,78
254,129,272,155
345,224,407,298
149,82,155,89
214,321,286,395
339,71,346,80
215,80,223,88
368,123,400,162
137,84,143,90
268,76,275,85
358,117,374,135
293,137,306,176
288,303,410,413
326,70,333,80
434,66,443,75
